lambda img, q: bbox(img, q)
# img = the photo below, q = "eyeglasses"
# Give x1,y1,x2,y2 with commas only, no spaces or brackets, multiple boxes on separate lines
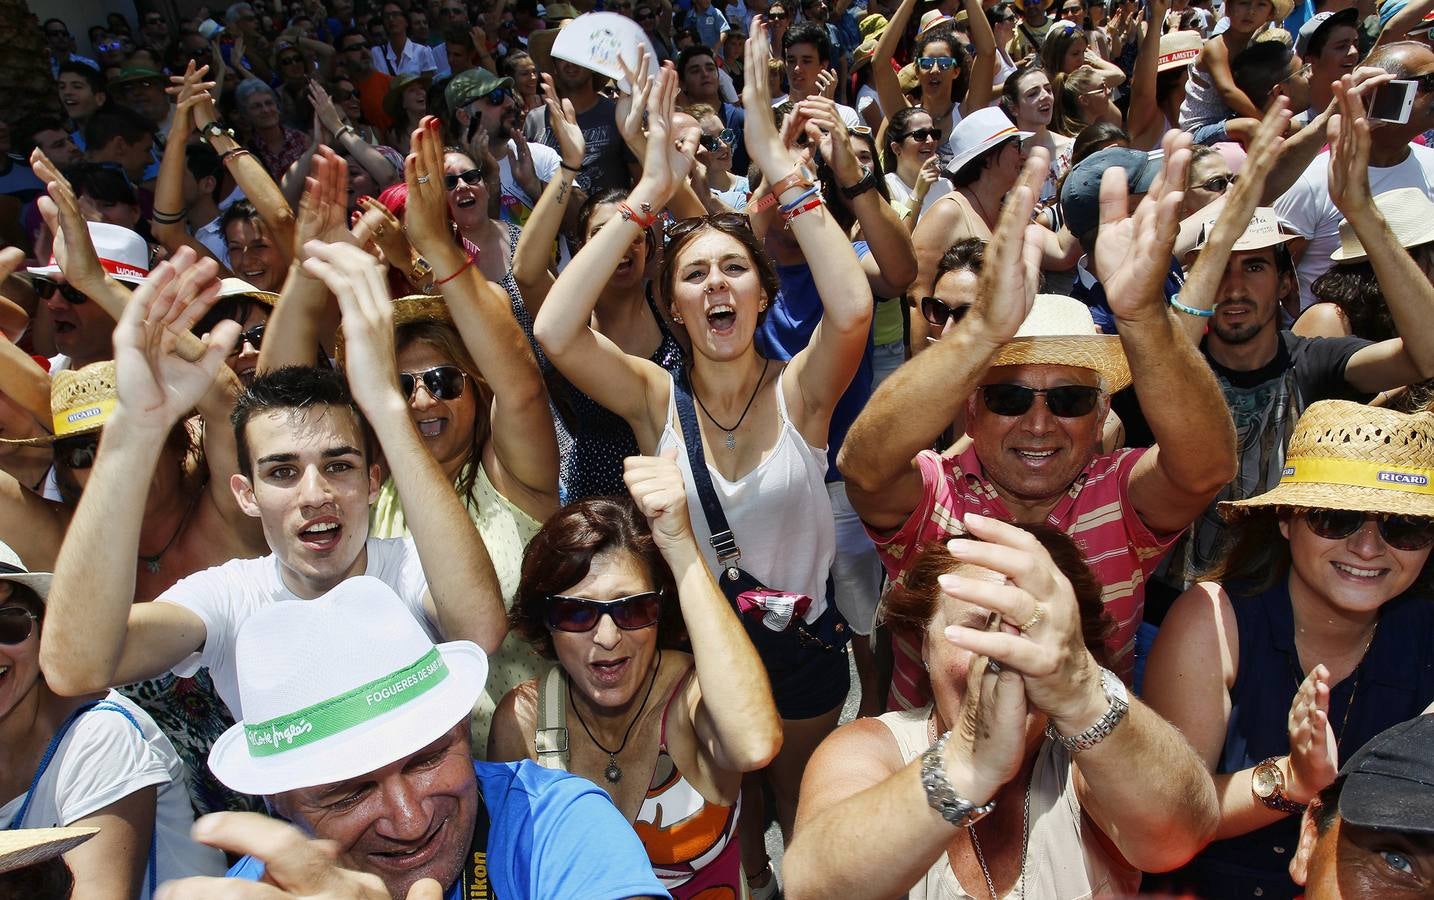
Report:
443,168,484,189
920,296,970,328
0,606,38,645
96,39,126,52
904,126,943,142
916,56,956,72
399,364,467,401
545,591,663,632
1303,509,1434,551
980,383,1102,418
332,87,356,101
1193,173,1236,194
32,278,87,304
699,128,737,151
233,324,265,354
54,434,100,470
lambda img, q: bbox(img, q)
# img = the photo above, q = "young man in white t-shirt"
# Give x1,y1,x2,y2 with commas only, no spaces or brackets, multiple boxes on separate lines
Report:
41,245,507,718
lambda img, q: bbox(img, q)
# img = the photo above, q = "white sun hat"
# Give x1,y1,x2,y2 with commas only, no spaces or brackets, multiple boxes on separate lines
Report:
1329,187,1434,263
207,576,487,796
945,107,1034,177
27,222,149,284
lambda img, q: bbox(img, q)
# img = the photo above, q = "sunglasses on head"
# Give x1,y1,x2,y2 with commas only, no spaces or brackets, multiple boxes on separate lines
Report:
233,324,265,354
54,434,100,470
444,168,484,189
666,211,751,241
980,383,1102,418
545,591,663,632
0,606,38,645
917,55,956,71
1303,509,1434,551
904,126,943,142
920,296,970,328
32,278,87,304
399,364,467,401
700,128,737,151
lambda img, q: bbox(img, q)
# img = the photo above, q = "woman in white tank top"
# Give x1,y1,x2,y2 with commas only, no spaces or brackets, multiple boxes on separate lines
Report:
532,36,873,896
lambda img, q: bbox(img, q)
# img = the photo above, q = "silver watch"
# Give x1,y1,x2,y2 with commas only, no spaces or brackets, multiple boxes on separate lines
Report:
1044,667,1130,753
921,730,996,828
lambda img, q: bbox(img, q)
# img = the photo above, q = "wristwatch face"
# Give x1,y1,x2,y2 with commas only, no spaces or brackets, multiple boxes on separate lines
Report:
1252,763,1279,799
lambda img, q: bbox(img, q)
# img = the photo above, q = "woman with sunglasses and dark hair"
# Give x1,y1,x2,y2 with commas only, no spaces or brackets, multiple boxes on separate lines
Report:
0,545,226,896
882,107,954,229
536,41,871,896
440,147,521,282
688,103,749,210
490,453,781,899
1144,399,1434,898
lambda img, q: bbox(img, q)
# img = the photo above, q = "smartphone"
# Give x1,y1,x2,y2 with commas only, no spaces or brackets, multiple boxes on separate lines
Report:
1368,79,1417,125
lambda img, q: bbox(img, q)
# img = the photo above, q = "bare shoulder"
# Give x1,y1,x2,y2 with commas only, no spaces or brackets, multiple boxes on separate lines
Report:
488,677,541,762
799,716,908,815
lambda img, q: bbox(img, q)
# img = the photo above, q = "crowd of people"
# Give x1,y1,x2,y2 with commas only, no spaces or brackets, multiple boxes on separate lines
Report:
2,0,1434,895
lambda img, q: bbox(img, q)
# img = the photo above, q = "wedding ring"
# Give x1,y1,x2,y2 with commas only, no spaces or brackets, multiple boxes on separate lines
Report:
986,659,1002,674
1018,605,1045,633
416,174,430,184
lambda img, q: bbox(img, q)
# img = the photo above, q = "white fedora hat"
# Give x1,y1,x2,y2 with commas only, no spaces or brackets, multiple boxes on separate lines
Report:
208,576,487,796
1330,187,1434,262
990,294,1131,391
945,107,1034,177
27,222,149,284
0,539,52,601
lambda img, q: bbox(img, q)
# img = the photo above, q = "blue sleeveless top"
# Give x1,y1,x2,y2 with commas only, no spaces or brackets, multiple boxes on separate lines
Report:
1175,580,1434,899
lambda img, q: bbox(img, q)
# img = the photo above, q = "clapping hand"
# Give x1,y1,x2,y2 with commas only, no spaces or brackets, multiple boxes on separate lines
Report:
544,74,587,171
1327,76,1374,220
966,149,1049,348
295,147,356,260
1286,665,1339,805
31,150,117,308
405,116,462,266
299,241,404,418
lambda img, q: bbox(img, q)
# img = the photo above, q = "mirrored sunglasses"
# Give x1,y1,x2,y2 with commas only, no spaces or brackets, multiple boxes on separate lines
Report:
916,56,956,72
399,364,467,401
699,128,737,151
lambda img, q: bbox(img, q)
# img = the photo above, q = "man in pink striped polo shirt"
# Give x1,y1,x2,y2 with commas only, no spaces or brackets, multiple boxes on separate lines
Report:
839,145,1236,709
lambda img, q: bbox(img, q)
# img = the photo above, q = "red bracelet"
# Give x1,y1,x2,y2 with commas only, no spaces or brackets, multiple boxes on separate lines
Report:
781,196,824,227
750,191,780,215
617,200,659,229
434,256,474,285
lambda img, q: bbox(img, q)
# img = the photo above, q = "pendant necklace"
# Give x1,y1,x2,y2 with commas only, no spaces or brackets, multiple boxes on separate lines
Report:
569,649,662,784
691,358,771,451
139,488,202,575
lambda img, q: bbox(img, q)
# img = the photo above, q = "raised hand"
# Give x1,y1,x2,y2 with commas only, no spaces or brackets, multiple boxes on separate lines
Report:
299,241,404,417
623,449,695,552
309,78,346,136
941,610,1030,806
31,150,112,303
914,154,941,202
1286,665,1338,804
111,249,235,431
967,149,1049,346
742,17,802,182
1093,128,1191,323
167,62,217,134
797,96,860,187
615,46,655,156
353,195,408,267
815,67,838,100
404,116,461,263
294,147,355,259
630,63,696,207
544,77,587,170
1327,76,1374,219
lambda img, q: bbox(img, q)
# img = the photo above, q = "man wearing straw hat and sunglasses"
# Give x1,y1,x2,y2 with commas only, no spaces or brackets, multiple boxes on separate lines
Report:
158,579,667,900
841,137,1237,705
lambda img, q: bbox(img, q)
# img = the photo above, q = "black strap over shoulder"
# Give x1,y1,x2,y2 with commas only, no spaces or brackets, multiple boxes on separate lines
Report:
671,370,742,570
460,789,496,899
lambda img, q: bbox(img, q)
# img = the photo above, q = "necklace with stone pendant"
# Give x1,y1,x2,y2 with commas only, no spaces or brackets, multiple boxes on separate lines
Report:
691,358,770,451
569,650,662,784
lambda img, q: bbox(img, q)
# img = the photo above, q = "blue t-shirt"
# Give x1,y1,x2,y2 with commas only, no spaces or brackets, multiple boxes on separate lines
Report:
755,241,875,482
227,760,670,900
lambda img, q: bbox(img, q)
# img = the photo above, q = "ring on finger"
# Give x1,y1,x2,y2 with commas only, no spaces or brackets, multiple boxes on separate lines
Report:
1018,605,1045,633
416,174,430,184
986,658,1002,675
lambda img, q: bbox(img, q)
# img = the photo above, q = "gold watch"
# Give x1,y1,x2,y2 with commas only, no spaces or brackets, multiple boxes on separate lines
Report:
1251,757,1306,814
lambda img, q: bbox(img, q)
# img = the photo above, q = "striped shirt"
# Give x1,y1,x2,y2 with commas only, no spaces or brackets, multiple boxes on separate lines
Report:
871,446,1179,709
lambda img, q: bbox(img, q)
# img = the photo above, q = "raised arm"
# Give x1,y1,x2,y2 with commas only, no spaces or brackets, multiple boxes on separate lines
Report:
1372,0,1434,49
153,65,225,263
299,240,508,655
193,94,297,259
41,251,238,695
838,152,1049,532
959,0,999,113
30,152,135,315
0,249,52,425
871,0,917,118
404,117,559,513
1125,0,1171,147
1203,40,1262,119
511,78,586,312
1095,130,1236,535
311,80,399,189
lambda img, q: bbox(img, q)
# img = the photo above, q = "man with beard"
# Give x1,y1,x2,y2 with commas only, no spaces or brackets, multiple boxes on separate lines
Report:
524,59,636,194
449,68,562,226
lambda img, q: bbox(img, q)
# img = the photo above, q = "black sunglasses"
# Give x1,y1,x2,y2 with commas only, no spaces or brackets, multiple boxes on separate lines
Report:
920,296,970,328
1303,509,1434,551
0,606,38,645
904,126,943,142
699,129,737,151
332,87,356,101
279,54,304,64
54,434,100,470
545,591,663,632
33,278,87,304
399,365,467,401
1194,174,1236,194
233,324,265,354
980,383,1102,418
443,168,484,189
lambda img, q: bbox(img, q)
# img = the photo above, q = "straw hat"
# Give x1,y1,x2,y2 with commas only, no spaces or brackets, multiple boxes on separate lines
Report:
918,9,954,35
2,361,117,446
1157,30,1202,72
334,294,453,368
853,37,880,69
0,827,100,875
218,277,278,306
1330,187,1434,263
859,12,889,38
1221,400,1434,519
989,294,1131,391
946,107,1034,177
208,576,487,795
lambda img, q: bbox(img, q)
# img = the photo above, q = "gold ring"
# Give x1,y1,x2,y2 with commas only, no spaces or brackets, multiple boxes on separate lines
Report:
416,174,430,184
1018,605,1045,633
375,224,386,237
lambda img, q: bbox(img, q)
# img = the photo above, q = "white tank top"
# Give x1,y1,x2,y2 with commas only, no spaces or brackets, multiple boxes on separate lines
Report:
657,370,835,607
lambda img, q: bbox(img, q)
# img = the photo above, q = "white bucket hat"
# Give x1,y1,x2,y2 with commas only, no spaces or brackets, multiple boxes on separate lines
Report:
27,222,150,284
208,576,487,796
1330,187,1434,262
0,539,52,601
990,294,1131,391
945,107,1034,177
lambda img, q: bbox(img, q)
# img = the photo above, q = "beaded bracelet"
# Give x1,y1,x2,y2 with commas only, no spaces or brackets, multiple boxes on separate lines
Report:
781,196,824,227
434,256,474,285
617,200,658,229
779,185,821,213
1169,294,1214,318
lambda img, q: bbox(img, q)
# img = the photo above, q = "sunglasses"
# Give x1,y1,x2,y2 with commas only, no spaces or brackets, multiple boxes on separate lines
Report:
97,39,126,52
332,87,356,101
0,606,38,645
46,29,69,38
920,296,970,328
32,278,87,304
399,364,467,401
1303,509,1434,551
904,126,943,142
443,168,484,189
700,128,737,151
769,10,789,18
233,324,265,354
279,54,304,64
54,434,100,470
1194,174,1236,193
980,383,1102,418
342,41,369,51
545,591,663,632
916,56,956,72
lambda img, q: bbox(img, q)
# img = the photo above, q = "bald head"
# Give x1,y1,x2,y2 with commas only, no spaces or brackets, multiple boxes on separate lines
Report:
1365,40,1434,77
